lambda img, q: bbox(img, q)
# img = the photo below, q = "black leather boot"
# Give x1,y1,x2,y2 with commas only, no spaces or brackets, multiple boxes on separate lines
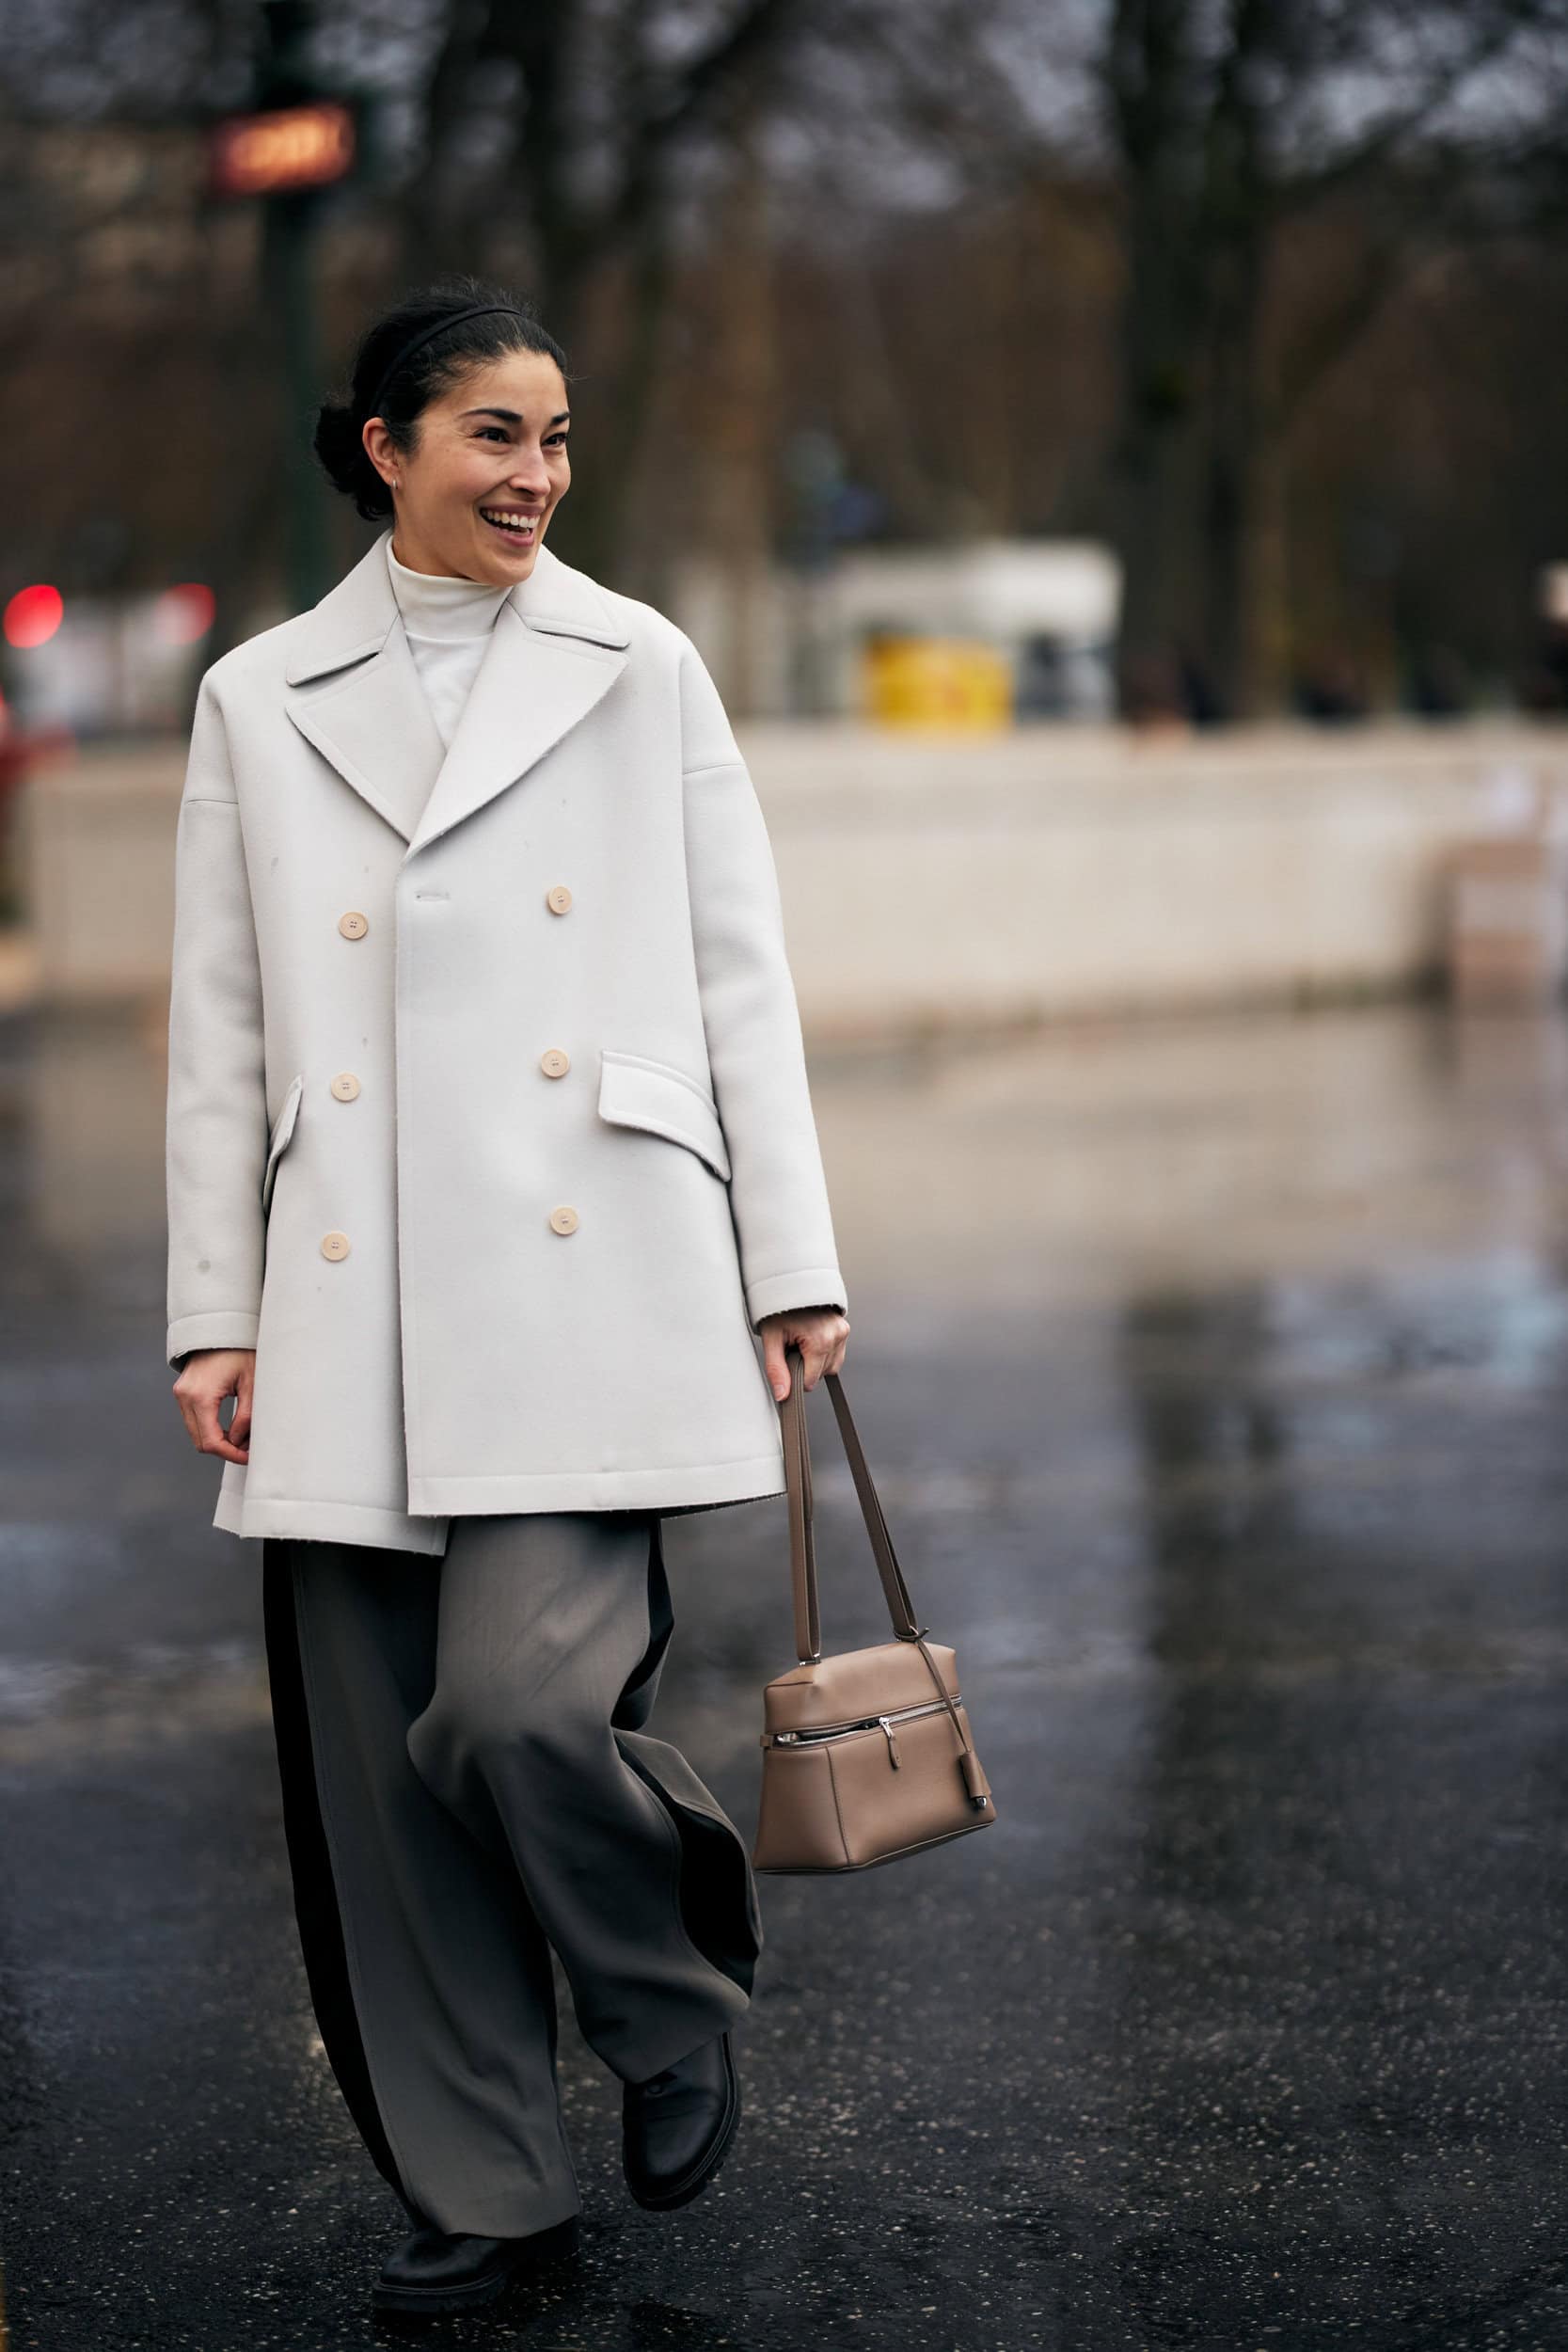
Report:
371,2211,580,2315
622,2028,740,2210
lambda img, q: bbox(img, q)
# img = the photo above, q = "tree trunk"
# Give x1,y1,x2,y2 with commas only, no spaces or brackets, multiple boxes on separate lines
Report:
1105,0,1207,722
1196,0,1280,719
703,104,776,715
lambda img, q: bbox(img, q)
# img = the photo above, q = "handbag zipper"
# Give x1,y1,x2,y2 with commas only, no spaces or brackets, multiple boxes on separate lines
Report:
768,1693,959,1769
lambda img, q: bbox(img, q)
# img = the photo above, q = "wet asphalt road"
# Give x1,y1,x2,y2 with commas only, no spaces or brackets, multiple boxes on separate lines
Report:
1,998,1566,2351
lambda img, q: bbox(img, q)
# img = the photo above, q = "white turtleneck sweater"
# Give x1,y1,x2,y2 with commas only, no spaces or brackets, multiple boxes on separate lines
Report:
385,537,512,753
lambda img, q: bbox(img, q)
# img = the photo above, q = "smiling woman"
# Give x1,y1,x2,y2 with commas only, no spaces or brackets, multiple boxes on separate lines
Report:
168,273,851,2317
312,279,574,582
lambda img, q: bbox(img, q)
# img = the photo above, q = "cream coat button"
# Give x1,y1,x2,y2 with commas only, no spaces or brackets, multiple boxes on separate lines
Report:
321,1231,351,1260
330,1073,361,1101
540,1048,570,1078
339,911,369,940
548,1206,579,1235
546,884,573,914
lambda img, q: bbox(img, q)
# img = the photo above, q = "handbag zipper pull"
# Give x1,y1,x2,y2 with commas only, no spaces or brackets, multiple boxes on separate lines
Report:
878,1715,901,1767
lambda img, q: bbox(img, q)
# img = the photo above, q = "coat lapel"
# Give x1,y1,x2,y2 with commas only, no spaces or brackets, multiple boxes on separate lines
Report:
409,602,627,854
285,612,448,844
282,527,631,853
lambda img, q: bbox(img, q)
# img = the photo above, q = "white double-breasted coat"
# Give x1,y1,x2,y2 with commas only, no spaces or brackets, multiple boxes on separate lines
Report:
165,525,847,1554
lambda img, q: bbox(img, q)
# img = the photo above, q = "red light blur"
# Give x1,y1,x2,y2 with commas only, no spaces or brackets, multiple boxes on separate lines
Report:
153,583,217,646
5,585,64,649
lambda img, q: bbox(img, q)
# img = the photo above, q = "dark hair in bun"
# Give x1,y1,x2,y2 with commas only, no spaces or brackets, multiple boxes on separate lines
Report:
313,276,572,521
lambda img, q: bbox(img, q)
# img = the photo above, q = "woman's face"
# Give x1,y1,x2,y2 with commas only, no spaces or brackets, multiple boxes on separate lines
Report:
362,349,572,583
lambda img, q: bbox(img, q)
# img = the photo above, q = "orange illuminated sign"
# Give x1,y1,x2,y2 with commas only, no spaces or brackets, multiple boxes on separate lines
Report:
210,103,356,198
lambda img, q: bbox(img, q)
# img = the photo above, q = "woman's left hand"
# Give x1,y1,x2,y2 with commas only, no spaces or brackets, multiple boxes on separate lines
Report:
756,1305,850,1402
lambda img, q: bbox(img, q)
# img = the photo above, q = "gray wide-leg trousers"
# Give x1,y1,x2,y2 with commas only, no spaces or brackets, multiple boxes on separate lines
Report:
261,1511,763,2238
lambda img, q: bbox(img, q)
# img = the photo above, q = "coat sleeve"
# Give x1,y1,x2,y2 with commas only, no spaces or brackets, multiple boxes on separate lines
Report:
165,672,269,1372
677,632,848,1330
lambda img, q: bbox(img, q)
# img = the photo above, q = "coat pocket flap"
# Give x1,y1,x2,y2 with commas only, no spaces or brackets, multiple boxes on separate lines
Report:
597,1049,731,1182
261,1073,305,1212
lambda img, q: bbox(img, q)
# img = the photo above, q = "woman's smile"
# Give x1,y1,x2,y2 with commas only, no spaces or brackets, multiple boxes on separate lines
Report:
476,501,544,549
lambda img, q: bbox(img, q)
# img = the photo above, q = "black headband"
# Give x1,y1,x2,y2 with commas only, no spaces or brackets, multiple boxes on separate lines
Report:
367,304,523,420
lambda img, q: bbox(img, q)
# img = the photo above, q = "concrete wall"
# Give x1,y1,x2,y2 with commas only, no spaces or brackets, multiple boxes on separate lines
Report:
15,743,187,1008
757,722,1568,1037
15,722,1568,1038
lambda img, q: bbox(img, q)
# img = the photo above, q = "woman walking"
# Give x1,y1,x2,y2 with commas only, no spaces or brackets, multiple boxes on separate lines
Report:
165,278,850,2317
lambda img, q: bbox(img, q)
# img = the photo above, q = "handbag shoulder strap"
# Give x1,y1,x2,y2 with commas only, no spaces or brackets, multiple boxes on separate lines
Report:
777,1343,991,1808
780,1342,820,1661
779,1340,920,1660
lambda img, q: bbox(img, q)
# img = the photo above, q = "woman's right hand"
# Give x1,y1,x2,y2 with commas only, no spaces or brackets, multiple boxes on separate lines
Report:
173,1348,255,1465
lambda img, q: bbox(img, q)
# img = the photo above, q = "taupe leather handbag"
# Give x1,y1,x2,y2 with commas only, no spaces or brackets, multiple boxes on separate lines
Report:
752,1342,997,1872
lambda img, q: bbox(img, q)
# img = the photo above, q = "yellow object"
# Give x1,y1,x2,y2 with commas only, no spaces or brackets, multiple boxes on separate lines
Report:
863,635,1012,731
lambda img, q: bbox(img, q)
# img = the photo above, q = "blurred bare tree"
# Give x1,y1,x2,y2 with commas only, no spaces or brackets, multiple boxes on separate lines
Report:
383,0,824,583
1099,0,1568,717
0,0,845,632
5,0,1568,716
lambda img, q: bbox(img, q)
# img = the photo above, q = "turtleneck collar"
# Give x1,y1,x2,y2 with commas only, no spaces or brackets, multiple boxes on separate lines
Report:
385,536,513,642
